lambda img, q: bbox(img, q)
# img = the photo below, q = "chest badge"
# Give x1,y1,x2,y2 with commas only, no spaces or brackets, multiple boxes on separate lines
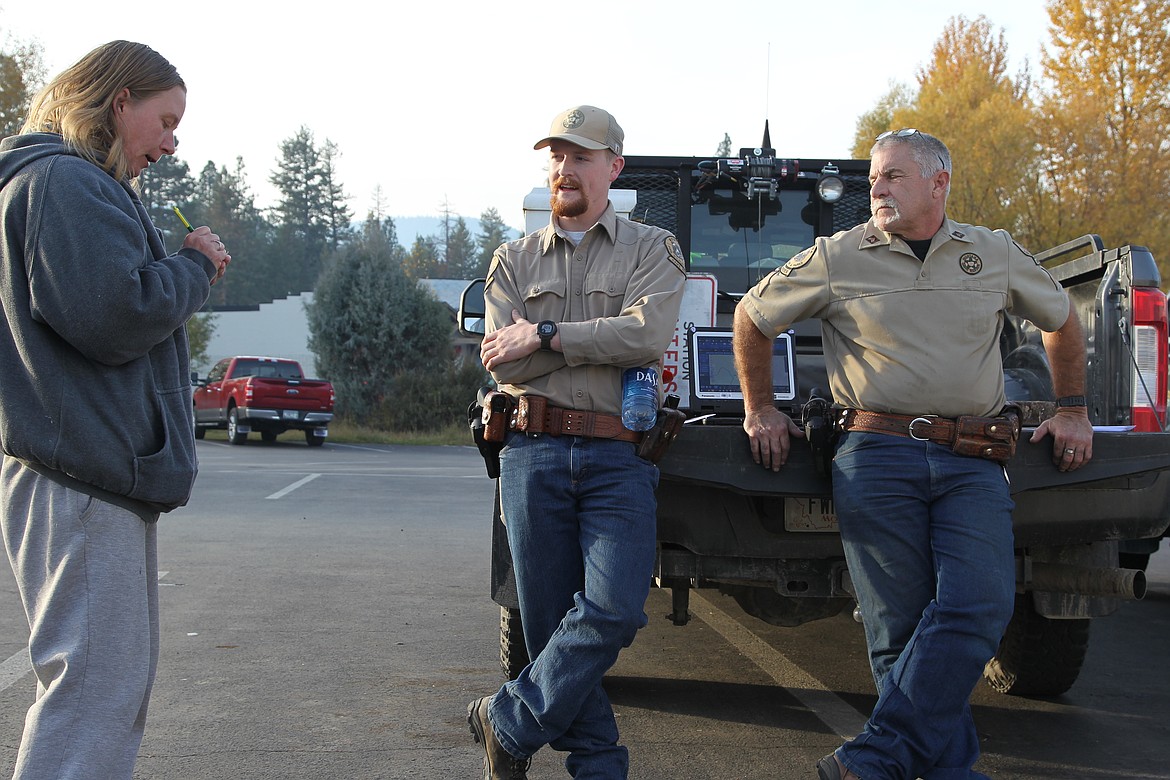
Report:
959,252,983,275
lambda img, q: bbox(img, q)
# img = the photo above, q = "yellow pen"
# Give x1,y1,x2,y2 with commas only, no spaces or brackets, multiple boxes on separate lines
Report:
170,202,194,233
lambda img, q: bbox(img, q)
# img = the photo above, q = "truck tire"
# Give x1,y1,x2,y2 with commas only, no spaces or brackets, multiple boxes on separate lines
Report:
305,429,325,447
500,606,529,680
261,430,278,444
192,406,205,439
983,594,1090,697
227,407,247,445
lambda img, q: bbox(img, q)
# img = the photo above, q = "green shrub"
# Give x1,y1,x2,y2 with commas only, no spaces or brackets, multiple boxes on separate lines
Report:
373,361,491,433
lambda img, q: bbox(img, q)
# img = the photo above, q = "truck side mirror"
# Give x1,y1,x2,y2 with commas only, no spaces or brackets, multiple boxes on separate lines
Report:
459,278,487,337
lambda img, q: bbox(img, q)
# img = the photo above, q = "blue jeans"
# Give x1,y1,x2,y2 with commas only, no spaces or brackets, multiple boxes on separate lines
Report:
489,432,658,778
831,432,1016,780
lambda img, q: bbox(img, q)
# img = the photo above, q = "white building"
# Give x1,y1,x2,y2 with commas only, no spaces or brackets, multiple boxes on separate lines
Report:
197,280,475,380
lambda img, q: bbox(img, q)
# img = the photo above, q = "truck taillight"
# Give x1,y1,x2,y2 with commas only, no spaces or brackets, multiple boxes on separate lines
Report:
1130,286,1167,432
245,383,254,402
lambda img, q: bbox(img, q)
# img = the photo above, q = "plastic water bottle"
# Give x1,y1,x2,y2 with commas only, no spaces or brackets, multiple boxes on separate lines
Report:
622,366,659,431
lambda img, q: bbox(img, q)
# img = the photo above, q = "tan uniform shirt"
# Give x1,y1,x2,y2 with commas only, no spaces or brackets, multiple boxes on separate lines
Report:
740,218,1071,418
484,202,686,414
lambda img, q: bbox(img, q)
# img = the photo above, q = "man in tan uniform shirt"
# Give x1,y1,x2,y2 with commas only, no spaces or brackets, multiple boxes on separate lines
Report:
467,105,685,780
734,130,1093,780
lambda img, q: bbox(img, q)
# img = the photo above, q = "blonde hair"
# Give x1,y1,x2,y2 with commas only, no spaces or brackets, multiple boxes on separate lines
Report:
21,40,184,182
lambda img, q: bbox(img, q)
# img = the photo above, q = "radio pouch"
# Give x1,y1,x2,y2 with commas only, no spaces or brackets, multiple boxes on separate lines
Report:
636,394,685,464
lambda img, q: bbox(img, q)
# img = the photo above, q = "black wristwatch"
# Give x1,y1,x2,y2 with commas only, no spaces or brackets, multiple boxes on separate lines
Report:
1056,395,1087,408
537,320,557,351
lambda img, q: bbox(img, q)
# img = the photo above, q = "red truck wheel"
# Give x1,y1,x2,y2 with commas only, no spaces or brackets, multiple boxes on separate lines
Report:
227,407,247,445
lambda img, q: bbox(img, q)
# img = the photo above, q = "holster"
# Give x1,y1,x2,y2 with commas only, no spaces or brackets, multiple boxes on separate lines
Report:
802,395,838,476
951,406,1021,464
636,395,685,464
468,388,514,478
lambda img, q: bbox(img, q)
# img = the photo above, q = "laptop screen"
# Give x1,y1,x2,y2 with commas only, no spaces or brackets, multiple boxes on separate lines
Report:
689,327,796,415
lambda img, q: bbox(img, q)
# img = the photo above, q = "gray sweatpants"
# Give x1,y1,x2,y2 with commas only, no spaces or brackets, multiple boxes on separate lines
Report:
1,457,159,780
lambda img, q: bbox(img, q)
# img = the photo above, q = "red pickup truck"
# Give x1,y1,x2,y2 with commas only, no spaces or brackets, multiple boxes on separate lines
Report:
192,356,335,446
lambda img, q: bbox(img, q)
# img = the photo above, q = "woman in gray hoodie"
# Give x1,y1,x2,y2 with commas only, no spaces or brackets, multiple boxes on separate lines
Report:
0,40,229,780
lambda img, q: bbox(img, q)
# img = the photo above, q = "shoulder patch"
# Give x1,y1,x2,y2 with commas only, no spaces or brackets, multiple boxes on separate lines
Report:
779,247,816,277
664,235,686,275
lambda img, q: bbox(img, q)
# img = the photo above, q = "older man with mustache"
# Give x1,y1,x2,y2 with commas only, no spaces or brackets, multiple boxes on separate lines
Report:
734,129,1092,780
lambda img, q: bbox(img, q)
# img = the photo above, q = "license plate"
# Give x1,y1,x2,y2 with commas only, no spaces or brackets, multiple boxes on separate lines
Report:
282,410,299,421
784,497,839,532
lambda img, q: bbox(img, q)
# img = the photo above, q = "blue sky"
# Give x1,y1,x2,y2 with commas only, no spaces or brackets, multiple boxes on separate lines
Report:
2,0,1052,227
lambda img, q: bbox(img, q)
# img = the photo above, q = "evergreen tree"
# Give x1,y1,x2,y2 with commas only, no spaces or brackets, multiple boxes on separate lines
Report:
269,126,334,294
306,215,451,420
445,216,478,279
403,234,441,280
195,159,276,307
319,139,354,250
140,154,196,243
475,207,514,278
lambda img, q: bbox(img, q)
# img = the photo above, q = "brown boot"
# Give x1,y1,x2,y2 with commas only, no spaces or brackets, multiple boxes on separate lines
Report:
467,697,531,780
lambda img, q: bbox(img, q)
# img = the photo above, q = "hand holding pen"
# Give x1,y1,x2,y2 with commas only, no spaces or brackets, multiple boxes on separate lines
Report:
171,203,230,284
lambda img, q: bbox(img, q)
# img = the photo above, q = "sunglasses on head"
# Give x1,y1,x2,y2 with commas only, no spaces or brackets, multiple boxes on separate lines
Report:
876,128,919,140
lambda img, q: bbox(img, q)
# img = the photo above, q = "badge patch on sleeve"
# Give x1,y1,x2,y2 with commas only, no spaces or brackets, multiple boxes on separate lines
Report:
779,247,816,277
664,236,686,274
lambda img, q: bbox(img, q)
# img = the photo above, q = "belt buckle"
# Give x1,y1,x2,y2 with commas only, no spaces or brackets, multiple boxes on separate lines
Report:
908,416,934,441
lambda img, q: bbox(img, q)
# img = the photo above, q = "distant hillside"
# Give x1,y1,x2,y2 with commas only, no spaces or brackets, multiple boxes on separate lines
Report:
391,216,521,248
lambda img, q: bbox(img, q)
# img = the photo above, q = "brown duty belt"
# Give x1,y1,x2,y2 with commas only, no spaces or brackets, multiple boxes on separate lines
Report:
511,394,643,444
836,407,1021,463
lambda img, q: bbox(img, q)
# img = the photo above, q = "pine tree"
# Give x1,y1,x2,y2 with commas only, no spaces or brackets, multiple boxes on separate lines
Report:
475,207,514,278
306,216,451,420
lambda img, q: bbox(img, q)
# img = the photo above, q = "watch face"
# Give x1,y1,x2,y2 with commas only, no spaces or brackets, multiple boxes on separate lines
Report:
538,322,555,337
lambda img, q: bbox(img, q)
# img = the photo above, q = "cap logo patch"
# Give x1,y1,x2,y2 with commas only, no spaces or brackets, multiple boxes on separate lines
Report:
959,252,983,275
563,110,585,130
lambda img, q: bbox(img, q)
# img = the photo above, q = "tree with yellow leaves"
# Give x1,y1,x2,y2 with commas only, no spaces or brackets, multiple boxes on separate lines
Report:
852,16,1039,244
1035,0,1170,270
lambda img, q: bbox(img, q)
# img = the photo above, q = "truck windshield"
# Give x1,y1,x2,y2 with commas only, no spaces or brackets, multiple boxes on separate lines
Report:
688,189,814,295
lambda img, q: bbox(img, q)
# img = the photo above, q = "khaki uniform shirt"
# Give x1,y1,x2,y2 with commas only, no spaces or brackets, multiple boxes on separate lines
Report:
484,202,686,414
739,218,1071,418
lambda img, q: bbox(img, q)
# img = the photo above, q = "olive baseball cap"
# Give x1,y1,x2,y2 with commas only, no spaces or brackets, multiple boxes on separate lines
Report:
533,105,624,156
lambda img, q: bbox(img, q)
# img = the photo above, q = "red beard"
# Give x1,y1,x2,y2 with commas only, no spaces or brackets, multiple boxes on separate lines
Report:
550,176,588,219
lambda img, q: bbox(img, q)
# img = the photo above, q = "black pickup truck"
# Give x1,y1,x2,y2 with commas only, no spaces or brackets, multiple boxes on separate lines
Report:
460,140,1170,697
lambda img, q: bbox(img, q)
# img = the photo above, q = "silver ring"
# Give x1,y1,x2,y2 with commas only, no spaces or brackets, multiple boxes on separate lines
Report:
1064,448,1075,454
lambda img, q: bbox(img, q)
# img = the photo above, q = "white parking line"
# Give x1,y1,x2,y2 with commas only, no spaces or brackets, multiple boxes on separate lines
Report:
265,473,321,500
690,591,868,740
0,650,30,694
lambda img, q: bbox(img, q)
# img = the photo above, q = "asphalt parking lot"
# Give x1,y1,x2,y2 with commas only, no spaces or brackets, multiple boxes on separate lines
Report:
1,439,1168,779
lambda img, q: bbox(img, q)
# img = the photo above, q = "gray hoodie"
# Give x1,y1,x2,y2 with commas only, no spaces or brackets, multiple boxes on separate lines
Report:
0,132,216,516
